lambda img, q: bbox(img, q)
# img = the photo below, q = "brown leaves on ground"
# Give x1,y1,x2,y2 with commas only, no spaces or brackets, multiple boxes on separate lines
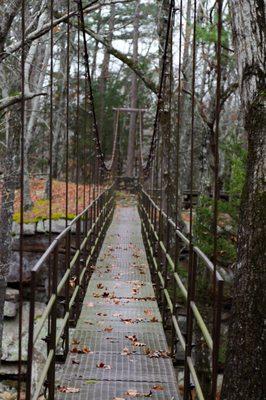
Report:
57,386,80,393
124,389,152,397
97,283,104,289
113,385,164,399
144,348,170,358
125,335,146,347
121,317,144,324
121,347,133,356
11,178,97,222
104,326,113,332
70,346,92,354
144,309,153,316
96,362,111,369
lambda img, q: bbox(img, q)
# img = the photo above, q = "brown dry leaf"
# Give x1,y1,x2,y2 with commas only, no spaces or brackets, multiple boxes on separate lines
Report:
125,335,137,343
71,338,80,345
144,348,169,358
113,398,125,400
57,386,80,393
152,384,164,391
69,277,77,288
82,346,91,353
97,312,107,316
150,316,159,323
133,341,146,347
72,359,80,365
96,362,111,369
124,389,152,397
70,346,92,354
144,309,153,316
112,312,122,318
121,347,132,356
97,283,104,289
104,326,113,332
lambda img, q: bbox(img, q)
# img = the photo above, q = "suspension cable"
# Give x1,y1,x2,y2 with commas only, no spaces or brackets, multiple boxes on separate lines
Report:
75,8,81,214
18,1,25,398
142,0,175,175
184,0,197,398
65,0,70,227
77,0,109,172
48,0,54,298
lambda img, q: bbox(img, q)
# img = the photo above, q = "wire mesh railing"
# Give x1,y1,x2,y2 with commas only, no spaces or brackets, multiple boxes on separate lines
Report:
26,185,115,400
139,188,224,400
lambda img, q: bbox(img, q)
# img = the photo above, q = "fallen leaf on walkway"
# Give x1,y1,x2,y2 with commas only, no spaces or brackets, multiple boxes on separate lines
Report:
97,283,104,289
69,277,77,288
86,302,94,307
104,326,113,332
96,362,111,369
85,379,99,385
125,335,137,343
124,389,152,397
152,384,164,391
72,359,80,365
150,316,159,322
121,347,132,356
71,338,80,345
113,397,125,400
144,348,169,358
144,309,153,316
112,312,122,317
133,341,146,347
96,312,107,316
57,386,80,393
70,346,92,354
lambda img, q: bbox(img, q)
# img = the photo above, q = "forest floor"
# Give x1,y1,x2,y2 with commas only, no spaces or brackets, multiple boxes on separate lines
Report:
0,178,102,223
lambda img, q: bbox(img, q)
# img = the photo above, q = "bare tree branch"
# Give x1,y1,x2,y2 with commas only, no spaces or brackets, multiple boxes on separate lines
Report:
0,92,47,112
0,0,136,63
84,27,158,94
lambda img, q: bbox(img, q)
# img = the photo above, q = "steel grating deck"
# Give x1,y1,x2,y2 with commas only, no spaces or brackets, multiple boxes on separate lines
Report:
56,196,180,399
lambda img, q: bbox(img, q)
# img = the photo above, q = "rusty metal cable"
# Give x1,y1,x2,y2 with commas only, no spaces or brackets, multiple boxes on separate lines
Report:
174,0,183,228
65,0,70,227
18,1,25,398
77,0,109,172
48,0,54,299
213,0,223,290
143,0,175,175
75,8,81,215
211,1,223,397
184,1,197,398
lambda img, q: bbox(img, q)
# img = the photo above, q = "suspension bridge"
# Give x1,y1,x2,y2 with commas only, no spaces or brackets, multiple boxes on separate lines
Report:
12,0,225,399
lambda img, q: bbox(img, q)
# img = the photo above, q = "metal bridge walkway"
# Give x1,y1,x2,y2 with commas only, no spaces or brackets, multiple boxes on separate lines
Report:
56,194,180,399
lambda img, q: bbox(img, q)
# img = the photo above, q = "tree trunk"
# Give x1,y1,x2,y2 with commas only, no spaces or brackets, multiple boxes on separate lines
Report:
221,1,265,399
0,112,18,360
99,4,116,142
126,0,140,177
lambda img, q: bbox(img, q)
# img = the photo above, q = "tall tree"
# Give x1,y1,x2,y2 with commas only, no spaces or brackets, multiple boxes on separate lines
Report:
126,0,140,177
221,1,265,399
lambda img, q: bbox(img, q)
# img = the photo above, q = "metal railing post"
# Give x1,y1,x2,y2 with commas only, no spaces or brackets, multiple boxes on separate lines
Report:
47,243,58,400
26,271,36,400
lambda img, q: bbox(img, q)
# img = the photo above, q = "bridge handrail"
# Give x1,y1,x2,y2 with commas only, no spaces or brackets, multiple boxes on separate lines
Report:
26,184,115,400
139,187,224,400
